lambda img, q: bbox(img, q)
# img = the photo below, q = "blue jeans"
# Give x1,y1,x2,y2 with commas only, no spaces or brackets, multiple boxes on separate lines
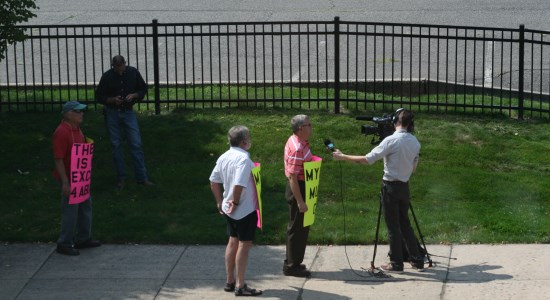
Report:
57,195,92,246
104,107,149,182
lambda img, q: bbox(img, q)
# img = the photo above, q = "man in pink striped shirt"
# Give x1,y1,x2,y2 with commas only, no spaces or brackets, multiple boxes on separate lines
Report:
283,114,314,278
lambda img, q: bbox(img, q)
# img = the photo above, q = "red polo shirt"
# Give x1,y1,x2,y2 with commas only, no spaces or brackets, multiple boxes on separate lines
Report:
52,121,85,181
284,134,312,181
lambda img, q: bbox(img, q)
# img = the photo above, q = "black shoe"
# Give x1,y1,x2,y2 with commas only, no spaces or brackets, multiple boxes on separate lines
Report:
116,180,125,189
234,284,262,297
137,180,155,186
410,261,425,272
380,262,404,274
283,263,306,271
56,245,80,256
74,239,101,249
284,267,311,278
224,282,235,292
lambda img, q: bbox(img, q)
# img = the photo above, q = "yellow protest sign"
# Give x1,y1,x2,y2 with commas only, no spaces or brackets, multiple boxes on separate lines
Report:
303,156,322,227
252,162,262,229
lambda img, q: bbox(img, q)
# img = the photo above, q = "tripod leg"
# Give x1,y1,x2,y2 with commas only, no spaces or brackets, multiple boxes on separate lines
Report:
409,202,433,267
370,193,383,270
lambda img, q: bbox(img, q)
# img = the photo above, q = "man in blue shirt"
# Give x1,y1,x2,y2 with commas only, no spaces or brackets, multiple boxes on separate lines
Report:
95,55,153,188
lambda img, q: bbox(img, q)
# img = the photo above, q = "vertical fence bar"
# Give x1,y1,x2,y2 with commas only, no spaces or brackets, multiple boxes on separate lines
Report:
364,25,368,109
262,24,267,105
73,28,79,102
39,28,45,110
48,27,53,109
539,32,544,118
427,27,431,111
518,25,525,120
348,24,352,104
355,24,359,110
30,28,36,105
227,24,231,107
325,23,329,107
436,27,440,111
209,25,213,105
289,24,293,107
182,25,188,108
529,32,535,118
301,24,305,108
152,19,161,114
517,25,526,119
333,16,340,113
307,24,311,108
14,40,19,110
175,25,179,105
200,25,205,107
382,25,385,103
218,25,222,107
82,27,88,102
165,25,170,107
445,28,449,112
235,25,240,102
245,25,249,104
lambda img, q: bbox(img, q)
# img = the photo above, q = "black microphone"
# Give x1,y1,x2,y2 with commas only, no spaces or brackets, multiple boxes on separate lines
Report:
324,139,335,152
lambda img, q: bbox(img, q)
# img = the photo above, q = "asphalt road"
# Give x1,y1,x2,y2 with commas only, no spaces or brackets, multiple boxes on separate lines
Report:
4,0,547,97
28,0,550,30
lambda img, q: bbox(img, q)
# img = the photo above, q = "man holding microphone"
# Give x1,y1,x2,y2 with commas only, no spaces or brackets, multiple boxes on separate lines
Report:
332,109,425,273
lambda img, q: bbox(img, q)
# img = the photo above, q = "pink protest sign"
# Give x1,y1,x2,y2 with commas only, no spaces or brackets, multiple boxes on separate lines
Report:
69,141,94,204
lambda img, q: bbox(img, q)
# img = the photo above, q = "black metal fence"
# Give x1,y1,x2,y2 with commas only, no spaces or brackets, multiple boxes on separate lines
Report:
1,17,549,119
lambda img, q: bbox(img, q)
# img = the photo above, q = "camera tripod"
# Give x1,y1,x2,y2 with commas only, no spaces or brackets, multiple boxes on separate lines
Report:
369,192,434,272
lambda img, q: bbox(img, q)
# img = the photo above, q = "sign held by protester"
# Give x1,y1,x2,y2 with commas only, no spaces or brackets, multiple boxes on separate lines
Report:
303,156,322,227
69,138,94,204
252,162,263,229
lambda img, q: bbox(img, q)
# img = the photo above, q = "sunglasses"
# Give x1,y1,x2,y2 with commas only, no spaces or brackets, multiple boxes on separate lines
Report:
71,109,85,113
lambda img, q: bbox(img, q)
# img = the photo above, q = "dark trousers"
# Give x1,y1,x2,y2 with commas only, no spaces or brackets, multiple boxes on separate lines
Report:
284,181,310,270
57,195,92,246
381,181,421,265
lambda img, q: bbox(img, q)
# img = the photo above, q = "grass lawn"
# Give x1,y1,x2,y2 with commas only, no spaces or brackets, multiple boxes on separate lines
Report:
0,107,549,245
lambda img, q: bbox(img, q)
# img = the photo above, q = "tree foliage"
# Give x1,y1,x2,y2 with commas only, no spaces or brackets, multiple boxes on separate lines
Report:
0,0,38,61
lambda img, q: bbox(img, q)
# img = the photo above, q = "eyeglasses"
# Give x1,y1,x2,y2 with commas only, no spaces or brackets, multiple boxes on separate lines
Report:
71,109,84,113
301,123,312,128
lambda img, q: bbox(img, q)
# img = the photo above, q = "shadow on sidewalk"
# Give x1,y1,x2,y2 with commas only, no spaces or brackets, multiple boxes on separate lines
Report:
447,263,514,282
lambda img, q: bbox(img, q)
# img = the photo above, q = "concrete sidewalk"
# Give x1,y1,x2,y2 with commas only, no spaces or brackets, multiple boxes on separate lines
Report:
1,244,548,300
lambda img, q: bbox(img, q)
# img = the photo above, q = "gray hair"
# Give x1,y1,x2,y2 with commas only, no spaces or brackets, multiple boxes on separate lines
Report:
227,125,250,147
291,114,309,133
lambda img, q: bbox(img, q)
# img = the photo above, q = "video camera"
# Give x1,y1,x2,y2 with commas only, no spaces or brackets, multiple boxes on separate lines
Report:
356,112,398,145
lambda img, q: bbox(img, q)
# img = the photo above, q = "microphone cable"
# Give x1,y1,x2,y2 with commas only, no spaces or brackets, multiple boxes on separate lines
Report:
336,160,391,279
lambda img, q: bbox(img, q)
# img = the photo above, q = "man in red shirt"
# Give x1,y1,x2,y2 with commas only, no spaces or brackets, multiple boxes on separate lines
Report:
52,101,101,256
283,114,313,277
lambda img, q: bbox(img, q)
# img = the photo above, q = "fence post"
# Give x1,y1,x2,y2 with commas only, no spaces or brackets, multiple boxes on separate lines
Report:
152,19,161,115
334,16,341,114
518,24,525,120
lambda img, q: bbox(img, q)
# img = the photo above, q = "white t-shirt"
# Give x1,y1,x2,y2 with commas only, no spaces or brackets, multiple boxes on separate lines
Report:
209,147,257,220
365,129,420,182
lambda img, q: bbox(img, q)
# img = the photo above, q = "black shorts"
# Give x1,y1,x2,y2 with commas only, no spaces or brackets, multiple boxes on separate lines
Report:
226,211,258,241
